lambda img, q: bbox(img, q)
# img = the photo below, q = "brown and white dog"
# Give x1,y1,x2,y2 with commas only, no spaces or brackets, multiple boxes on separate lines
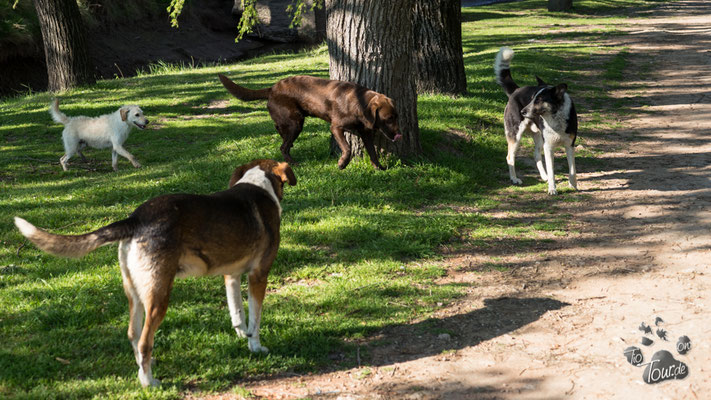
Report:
14,159,296,387
218,74,403,170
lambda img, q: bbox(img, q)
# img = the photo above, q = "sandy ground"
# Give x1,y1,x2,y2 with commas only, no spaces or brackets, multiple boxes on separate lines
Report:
217,1,711,398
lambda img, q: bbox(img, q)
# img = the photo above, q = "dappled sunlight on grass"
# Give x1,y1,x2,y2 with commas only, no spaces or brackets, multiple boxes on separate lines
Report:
0,0,656,397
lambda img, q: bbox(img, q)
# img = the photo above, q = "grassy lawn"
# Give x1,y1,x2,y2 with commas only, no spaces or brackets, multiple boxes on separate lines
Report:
0,1,664,398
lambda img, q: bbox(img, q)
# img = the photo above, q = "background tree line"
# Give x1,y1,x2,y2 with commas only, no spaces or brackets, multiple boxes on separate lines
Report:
19,0,571,161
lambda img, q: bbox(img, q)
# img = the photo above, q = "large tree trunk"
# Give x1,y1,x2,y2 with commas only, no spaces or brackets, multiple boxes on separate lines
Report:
33,0,94,92
548,0,573,11
414,0,466,96
326,0,420,163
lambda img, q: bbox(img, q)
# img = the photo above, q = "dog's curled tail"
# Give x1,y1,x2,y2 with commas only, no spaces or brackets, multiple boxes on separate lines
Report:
49,98,69,125
218,74,271,101
14,216,137,258
494,47,518,97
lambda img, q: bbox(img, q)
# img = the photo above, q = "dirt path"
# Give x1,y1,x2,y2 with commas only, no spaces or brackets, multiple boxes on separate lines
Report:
234,2,711,398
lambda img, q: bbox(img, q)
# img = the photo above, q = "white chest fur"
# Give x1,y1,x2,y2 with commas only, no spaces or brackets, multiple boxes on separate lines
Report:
541,93,573,143
541,93,572,133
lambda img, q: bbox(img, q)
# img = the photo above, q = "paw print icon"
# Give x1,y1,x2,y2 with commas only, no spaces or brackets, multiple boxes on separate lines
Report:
623,317,691,384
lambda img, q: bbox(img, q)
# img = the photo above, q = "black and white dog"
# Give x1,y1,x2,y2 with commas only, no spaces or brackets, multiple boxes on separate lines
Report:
494,47,578,195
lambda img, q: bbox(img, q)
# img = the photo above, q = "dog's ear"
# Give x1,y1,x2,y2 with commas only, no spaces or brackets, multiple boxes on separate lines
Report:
365,94,381,130
120,107,129,122
555,83,568,99
228,164,250,188
536,76,548,86
272,162,297,186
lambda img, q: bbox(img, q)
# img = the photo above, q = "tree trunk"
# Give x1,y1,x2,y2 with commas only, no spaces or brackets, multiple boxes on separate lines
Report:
548,0,572,12
414,0,466,96
33,0,94,92
326,0,420,162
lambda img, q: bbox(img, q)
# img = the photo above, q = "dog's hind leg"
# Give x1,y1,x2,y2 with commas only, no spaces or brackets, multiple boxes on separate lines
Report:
224,274,247,337
269,100,304,163
119,242,144,366
506,136,522,185
565,142,577,190
60,133,79,171
77,141,88,162
131,277,174,388
125,243,176,387
532,133,548,182
277,119,304,164
246,270,270,353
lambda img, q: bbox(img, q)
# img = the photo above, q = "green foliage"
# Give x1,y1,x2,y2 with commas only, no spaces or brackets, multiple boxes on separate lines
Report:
235,0,258,41
166,0,185,28
0,0,670,397
287,0,324,29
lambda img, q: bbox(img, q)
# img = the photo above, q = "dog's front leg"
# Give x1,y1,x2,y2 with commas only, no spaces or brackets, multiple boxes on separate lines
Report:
224,274,248,337
532,133,548,182
543,143,557,195
331,126,352,169
111,150,119,171
565,143,577,190
112,144,141,170
361,130,385,170
246,273,269,353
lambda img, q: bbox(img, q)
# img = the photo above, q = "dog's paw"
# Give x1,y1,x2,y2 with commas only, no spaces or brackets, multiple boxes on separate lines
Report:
510,177,523,185
569,180,578,190
547,187,558,195
248,340,269,354
234,327,248,338
132,161,142,168
138,371,161,388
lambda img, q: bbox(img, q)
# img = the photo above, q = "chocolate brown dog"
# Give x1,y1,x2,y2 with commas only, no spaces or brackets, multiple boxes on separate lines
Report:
218,74,403,170
14,159,296,387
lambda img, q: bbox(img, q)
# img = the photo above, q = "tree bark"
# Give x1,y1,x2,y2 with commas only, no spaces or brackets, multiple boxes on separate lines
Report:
33,0,94,92
414,0,466,96
548,0,573,12
326,0,420,162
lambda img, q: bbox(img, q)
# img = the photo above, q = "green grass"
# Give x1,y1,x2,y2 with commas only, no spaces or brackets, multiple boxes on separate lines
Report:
0,0,668,398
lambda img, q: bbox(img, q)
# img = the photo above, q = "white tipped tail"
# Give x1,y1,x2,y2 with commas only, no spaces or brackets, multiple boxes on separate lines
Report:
49,98,69,125
14,216,118,258
14,217,38,238
494,47,515,85
494,47,519,96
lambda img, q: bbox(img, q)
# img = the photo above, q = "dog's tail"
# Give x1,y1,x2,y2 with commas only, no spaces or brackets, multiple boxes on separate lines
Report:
218,74,271,101
494,47,518,97
49,98,69,125
14,216,138,258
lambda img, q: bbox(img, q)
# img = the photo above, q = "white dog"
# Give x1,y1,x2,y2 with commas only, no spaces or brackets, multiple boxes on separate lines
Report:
50,99,149,171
